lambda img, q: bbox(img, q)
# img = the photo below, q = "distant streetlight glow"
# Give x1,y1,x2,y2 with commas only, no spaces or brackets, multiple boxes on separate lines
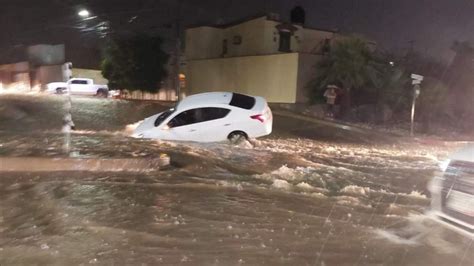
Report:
78,9,90,18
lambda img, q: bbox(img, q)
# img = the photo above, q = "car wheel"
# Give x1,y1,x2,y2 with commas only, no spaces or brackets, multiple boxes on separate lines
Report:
56,88,65,94
97,89,108,98
228,131,248,145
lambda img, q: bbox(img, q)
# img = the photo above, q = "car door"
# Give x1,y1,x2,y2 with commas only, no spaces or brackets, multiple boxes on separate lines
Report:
158,109,200,141
194,107,232,141
68,79,88,95
160,107,231,142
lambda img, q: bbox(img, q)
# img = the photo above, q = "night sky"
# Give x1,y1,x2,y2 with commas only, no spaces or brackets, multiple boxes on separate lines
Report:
1,0,473,63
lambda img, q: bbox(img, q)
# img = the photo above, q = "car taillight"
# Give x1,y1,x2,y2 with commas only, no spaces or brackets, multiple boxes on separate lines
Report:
250,114,265,123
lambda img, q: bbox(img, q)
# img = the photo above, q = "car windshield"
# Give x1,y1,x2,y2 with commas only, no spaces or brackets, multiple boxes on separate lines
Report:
154,108,174,126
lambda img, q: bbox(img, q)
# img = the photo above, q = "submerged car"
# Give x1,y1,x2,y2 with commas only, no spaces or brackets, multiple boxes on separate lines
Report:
133,92,272,143
428,144,474,237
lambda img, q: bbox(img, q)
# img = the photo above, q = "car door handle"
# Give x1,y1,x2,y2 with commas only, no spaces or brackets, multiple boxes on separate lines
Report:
224,123,231,126
189,129,196,132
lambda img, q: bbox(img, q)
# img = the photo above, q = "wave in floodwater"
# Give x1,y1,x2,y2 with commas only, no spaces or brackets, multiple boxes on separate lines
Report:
1,95,472,265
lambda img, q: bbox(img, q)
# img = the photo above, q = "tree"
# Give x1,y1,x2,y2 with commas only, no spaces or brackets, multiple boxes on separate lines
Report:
310,37,379,114
445,41,474,131
417,77,451,133
101,34,169,92
368,61,410,122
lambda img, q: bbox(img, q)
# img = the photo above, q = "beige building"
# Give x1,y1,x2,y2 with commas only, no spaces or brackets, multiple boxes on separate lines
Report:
0,44,69,92
185,14,344,103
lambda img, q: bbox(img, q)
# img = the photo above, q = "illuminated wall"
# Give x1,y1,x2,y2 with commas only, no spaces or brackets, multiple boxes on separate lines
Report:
185,15,341,103
186,53,319,103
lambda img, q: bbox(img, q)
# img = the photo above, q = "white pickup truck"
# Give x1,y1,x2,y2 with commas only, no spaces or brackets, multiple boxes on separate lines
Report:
46,78,109,97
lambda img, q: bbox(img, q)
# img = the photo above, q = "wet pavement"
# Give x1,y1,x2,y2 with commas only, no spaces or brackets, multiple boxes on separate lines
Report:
0,94,473,265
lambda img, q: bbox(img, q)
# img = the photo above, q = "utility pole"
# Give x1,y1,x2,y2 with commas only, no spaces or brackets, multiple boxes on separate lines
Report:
174,0,183,101
410,74,423,137
175,19,181,101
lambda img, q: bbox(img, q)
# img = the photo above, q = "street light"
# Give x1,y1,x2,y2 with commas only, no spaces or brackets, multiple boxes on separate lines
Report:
78,9,90,18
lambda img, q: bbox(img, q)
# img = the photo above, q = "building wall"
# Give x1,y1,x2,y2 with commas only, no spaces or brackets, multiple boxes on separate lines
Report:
261,19,299,54
298,29,335,54
186,53,299,103
221,17,267,57
296,54,322,103
185,27,223,60
27,44,65,66
186,16,338,61
184,16,351,104
0,62,31,91
35,65,64,90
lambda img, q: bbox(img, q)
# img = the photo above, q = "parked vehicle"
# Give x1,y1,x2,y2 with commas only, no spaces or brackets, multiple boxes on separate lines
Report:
133,92,272,143
46,78,109,97
428,144,474,237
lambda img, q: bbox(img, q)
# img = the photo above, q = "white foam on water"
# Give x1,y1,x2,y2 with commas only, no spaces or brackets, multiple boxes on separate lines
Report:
405,190,427,199
254,165,318,182
304,192,327,198
124,120,143,135
340,185,371,196
373,229,420,245
272,179,292,190
339,185,428,199
335,195,367,207
296,182,313,190
216,180,244,191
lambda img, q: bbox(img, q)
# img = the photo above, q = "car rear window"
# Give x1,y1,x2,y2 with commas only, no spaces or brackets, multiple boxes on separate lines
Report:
229,93,256,110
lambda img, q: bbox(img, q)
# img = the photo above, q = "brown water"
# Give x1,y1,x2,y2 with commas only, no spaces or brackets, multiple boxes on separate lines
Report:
0,94,472,265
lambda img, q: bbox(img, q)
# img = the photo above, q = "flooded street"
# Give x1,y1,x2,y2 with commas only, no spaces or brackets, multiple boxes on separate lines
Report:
0,94,473,265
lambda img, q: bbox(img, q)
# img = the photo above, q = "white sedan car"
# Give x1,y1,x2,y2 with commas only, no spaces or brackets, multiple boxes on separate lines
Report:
428,144,474,237
133,92,272,143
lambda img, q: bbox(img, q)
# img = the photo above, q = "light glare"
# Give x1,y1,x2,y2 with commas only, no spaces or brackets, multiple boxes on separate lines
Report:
78,9,90,18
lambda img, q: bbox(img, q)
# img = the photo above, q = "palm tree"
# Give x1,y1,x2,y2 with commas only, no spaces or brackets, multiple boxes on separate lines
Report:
312,37,378,114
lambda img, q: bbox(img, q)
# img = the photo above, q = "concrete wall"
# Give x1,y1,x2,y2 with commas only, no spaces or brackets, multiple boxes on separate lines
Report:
186,53,299,103
36,65,64,89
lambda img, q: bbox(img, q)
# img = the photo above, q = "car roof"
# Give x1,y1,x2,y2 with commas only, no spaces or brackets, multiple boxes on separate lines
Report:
176,92,233,110
450,144,474,163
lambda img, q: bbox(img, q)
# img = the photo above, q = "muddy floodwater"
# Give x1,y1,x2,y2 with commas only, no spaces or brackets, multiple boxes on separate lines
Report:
0,94,473,265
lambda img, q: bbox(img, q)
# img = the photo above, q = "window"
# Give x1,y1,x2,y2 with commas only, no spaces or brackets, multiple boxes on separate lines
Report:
229,93,256,110
167,107,230,128
222,39,228,55
278,31,291,52
71,79,88,85
201,107,230,121
154,109,175,126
